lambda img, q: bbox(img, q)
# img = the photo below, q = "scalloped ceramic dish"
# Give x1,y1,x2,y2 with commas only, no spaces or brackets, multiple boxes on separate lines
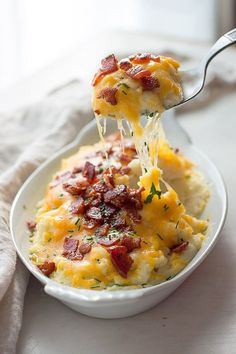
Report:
10,111,227,318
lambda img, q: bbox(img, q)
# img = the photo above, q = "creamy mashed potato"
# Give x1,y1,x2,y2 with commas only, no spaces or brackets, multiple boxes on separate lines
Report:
28,135,209,289
28,53,209,290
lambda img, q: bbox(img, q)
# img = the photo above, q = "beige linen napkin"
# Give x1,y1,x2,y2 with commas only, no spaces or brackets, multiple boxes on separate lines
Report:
0,49,236,354
0,80,92,354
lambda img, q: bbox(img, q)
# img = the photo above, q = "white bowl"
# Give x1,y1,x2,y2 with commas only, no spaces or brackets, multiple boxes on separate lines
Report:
10,112,227,319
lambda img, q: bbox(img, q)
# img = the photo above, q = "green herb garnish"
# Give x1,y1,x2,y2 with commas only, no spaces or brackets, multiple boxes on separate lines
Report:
157,233,163,240
163,204,169,212
144,183,162,204
122,90,127,95
75,217,80,225
175,220,180,229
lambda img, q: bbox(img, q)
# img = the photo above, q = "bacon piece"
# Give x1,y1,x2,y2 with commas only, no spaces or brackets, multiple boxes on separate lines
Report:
63,178,89,195
71,197,85,215
141,76,160,90
126,65,151,80
119,59,132,71
121,236,141,253
130,53,151,64
27,221,36,232
102,204,117,219
92,70,105,86
151,55,161,62
84,193,102,209
95,223,110,237
98,237,120,247
93,181,109,194
94,109,101,115
83,219,99,230
108,246,133,277
126,208,142,224
38,261,55,277
172,241,189,253
86,206,103,221
62,237,79,259
79,242,92,255
111,212,126,229
82,161,96,183
104,185,128,208
101,54,118,74
97,87,118,105
128,187,144,210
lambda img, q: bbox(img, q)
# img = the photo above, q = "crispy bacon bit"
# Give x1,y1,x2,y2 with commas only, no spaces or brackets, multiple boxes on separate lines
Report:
101,54,118,74
92,70,105,86
102,204,117,219
174,148,179,154
119,59,132,71
97,87,118,105
120,153,132,163
83,161,96,183
83,219,99,230
93,181,109,194
126,65,151,80
95,223,110,237
27,221,36,232
108,246,133,278
63,178,89,195
104,185,128,208
86,206,103,221
38,261,55,277
131,53,151,64
111,212,126,229
121,236,141,253
71,197,85,215
126,208,142,224
151,55,161,62
79,242,92,255
62,237,79,259
98,237,120,247
94,109,101,115
128,187,144,210
141,76,160,90
172,241,189,253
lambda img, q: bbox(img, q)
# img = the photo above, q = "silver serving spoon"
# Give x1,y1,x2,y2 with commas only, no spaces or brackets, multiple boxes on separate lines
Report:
175,28,236,107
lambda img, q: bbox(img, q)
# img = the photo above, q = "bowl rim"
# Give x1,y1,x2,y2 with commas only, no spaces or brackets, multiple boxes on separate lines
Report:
10,119,228,303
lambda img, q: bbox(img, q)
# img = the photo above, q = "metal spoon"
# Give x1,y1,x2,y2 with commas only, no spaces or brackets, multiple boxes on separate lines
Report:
175,28,236,107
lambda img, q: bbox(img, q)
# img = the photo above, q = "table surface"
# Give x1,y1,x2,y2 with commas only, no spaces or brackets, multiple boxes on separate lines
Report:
1,32,236,354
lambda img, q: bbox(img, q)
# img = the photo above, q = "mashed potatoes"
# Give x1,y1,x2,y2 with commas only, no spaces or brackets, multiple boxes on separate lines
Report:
28,53,209,290
28,135,209,289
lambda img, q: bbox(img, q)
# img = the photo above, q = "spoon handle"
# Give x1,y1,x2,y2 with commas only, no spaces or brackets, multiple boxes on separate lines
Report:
202,28,236,70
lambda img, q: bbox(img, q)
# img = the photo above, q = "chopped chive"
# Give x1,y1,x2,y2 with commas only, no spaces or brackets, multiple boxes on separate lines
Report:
144,168,147,173
163,204,169,211
122,90,127,95
75,217,80,225
157,233,163,240
175,220,180,229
